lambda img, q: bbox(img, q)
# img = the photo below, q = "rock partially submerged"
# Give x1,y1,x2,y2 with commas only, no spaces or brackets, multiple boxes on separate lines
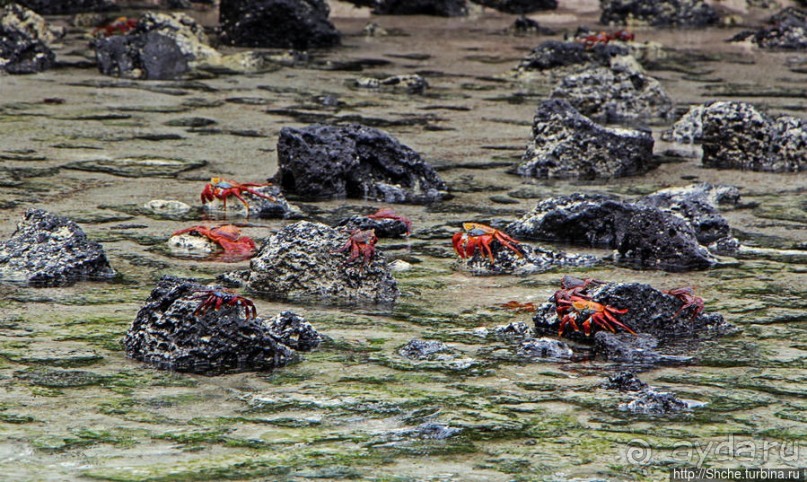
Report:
455,241,598,276
0,4,55,74
533,279,735,344
124,276,321,375
517,337,573,359
355,74,428,94
517,99,655,180
227,221,399,304
219,0,340,49
0,209,115,286
729,7,807,50
399,339,456,360
699,101,805,172
550,56,674,122
93,12,220,80
337,213,410,238
600,0,720,27
602,371,648,391
666,101,806,173
470,0,557,14
275,123,447,203
603,372,695,415
506,192,725,271
370,0,468,16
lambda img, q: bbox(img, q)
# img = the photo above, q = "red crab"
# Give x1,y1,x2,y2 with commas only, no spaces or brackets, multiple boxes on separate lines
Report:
172,225,256,256
191,289,257,319
664,286,704,320
579,29,635,48
93,16,139,37
452,223,523,263
335,229,378,267
200,177,276,213
367,208,413,236
552,276,634,337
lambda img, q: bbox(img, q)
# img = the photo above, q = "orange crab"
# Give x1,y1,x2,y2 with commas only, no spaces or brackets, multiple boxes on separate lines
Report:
200,177,276,213
172,225,256,256
367,208,412,236
664,286,704,320
452,223,523,263
501,301,537,313
336,229,378,267
578,29,634,48
191,289,257,319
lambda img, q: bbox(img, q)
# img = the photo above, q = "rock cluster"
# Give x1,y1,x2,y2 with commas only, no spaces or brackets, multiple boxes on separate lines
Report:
275,123,447,203
226,221,399,304
219,0,340,49
517,99,655,180
0,3,55,74
0,209,115,286
124,276,321,375
729,8,807,50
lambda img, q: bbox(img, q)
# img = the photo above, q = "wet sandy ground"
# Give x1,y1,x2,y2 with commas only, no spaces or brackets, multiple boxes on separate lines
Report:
0,1,806,480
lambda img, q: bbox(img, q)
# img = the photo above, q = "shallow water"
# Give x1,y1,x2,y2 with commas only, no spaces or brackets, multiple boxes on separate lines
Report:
0,1,806,480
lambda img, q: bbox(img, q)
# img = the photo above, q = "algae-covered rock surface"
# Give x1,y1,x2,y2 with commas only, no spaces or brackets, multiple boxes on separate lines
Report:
0,4,805,481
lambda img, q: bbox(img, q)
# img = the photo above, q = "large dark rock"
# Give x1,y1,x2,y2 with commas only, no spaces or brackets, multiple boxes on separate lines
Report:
227,221,399,304
93,12,219,80
550,57,674,122
506,193,719,271
0,4,55,74
533,279,735,343
729,8,807,49
638,183,740,253
371,0,468,16
517,40,627,72
700,101,806,172
470,0,556,14
16,0,115,14
517,99,655,180
220,0,340,49
0,209,115,286
124,276,320,375
600,0,720,27
275,124,447,203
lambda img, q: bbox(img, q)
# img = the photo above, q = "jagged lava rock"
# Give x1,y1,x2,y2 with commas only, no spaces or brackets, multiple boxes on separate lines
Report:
93,12,219,80
220,0,340,49
0,209,115,286
16,0,115,14
506,193,719,271
700,101,806,172
470,0,556,14
533,280,735,343
620,390,692,414
399,339,456,360
337,215,409,238
0,4,55,74
550,56,674,122
275,123,447,203
600,0,720,27
638,183,740,252
234,221,399,304
729,7,807,49
371,0,468,16
517,99,655,180
517,337,573,359
602,371,649,391
517,40,627,72
124,276,321,375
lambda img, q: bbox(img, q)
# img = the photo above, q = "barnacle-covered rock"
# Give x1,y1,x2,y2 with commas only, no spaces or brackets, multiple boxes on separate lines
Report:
124,276,320,375
229,221,399,304
0,209,115,286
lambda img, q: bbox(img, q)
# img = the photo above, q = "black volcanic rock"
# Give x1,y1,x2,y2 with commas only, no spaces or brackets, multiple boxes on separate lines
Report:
275,123,447,203
600,0,720,27
220,0,340,49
